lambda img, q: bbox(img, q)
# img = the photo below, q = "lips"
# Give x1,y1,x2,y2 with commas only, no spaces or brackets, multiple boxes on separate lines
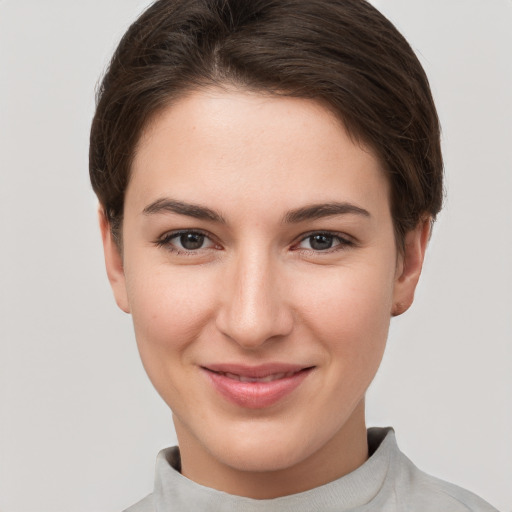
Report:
219,370,298,383
202,363,314,409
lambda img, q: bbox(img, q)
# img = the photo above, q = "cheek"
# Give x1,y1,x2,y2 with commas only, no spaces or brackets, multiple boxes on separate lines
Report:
296,262,395,365
125,264,217,363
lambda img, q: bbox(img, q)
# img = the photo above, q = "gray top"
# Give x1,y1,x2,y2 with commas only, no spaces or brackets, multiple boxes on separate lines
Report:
124,428,499,512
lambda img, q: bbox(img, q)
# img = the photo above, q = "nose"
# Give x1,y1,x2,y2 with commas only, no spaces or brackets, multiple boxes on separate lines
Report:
215,249,294,349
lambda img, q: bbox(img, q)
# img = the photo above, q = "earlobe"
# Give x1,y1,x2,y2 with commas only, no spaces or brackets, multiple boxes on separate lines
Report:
98,207,130,313
392,219,431,317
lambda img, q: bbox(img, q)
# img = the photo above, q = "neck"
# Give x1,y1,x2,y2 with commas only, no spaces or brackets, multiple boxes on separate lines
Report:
175,401,368,499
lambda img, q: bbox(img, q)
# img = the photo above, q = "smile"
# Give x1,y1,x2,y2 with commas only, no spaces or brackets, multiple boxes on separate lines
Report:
202,364,314,409
217,370,300,383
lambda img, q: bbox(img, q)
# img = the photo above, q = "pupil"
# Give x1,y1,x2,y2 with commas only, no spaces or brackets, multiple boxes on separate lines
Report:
180,233,204,250
310,234,333,250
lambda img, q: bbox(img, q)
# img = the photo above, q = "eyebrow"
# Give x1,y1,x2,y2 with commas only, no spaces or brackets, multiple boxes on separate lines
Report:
283,202,371,223
142,198,370,224
143,198,226,223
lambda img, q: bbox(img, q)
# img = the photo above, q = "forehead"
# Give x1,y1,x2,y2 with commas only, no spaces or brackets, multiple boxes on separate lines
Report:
128,88,390,219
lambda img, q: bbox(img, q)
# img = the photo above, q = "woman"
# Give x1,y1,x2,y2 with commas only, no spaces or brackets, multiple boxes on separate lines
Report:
89,0,498,510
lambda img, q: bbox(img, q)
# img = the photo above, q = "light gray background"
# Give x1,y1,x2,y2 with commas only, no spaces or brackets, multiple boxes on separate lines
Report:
0,1,511,511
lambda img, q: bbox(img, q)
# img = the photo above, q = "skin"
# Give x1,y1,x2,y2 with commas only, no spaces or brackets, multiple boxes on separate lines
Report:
100,87,430,499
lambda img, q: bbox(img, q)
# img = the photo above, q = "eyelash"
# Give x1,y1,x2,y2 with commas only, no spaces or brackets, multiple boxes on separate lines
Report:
154,229,218,255
154,230,354,255
292,231,354,253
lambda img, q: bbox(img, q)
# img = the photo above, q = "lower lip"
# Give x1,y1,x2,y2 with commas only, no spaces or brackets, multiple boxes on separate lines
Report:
203,368,313,409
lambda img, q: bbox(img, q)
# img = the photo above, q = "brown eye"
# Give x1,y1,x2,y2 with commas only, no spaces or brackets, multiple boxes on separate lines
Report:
308,234,334,251
179,232,205,250
295,232,353,252
156,230,217,253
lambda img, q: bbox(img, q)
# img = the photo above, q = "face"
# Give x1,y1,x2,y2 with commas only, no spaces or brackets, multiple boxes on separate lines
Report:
101,88,428,497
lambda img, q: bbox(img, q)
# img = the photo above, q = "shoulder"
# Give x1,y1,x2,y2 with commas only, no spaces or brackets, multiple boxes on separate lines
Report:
122,493,153,512
393,449,499,512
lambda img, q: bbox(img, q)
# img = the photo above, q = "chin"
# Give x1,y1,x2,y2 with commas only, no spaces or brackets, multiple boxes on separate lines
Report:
201,417,332,473
225,441,303,473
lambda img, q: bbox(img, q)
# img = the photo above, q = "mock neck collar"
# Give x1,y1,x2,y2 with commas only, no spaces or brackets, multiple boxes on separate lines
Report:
152,427,397,512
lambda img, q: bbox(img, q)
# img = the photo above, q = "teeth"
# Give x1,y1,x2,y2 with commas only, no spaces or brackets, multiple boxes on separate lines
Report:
221,371,296,382
224,372,242,380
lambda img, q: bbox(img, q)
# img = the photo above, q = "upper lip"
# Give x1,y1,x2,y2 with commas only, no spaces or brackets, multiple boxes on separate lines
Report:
202,363,313,379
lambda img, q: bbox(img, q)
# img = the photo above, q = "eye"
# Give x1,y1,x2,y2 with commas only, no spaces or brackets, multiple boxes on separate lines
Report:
155,230,217,253
295,232,353,252
176,232,208,250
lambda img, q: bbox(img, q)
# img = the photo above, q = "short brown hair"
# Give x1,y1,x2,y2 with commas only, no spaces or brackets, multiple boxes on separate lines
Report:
90,0,443,247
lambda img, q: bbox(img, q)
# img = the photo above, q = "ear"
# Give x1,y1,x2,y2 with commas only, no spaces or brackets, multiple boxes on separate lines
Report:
392,219,431,316
98,206,130,313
